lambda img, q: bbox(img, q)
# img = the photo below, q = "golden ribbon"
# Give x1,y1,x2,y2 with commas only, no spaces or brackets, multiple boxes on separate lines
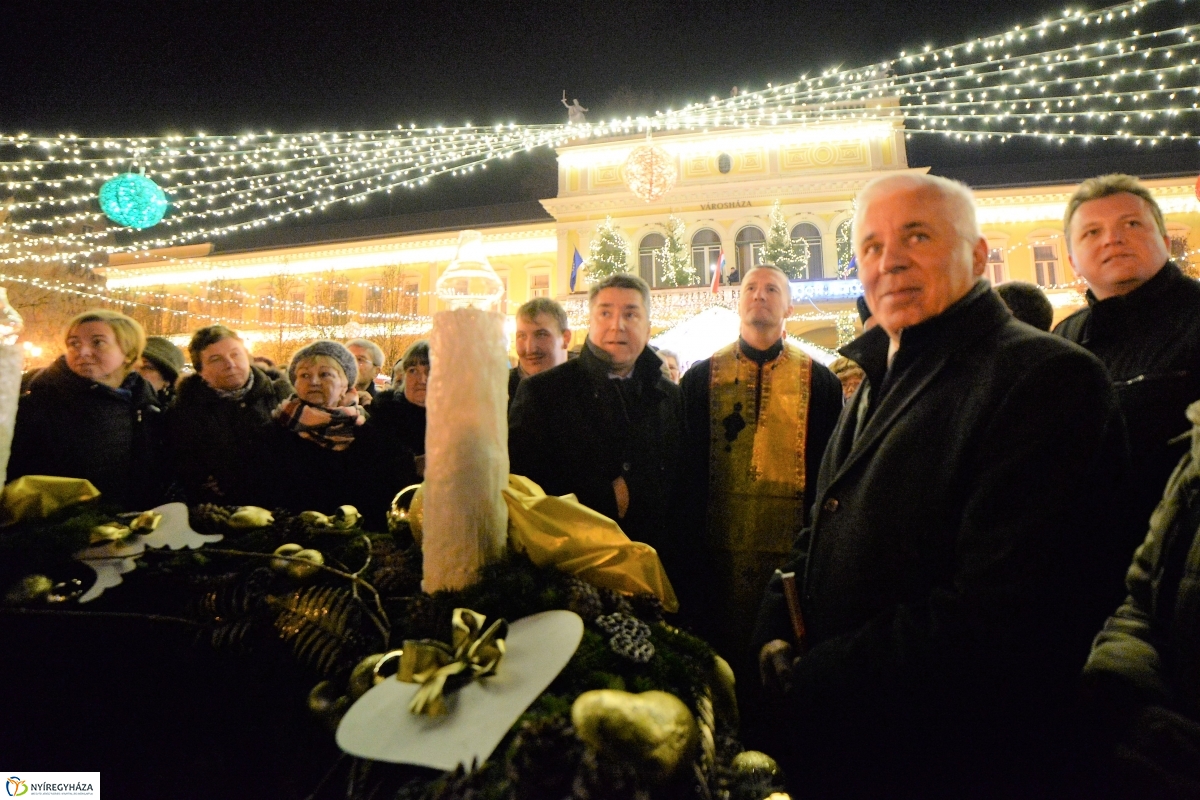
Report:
503,475,679,612
397,608,507,716
0,475,100,527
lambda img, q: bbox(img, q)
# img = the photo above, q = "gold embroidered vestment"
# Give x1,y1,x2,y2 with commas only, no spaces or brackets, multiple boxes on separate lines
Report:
706,340,811,658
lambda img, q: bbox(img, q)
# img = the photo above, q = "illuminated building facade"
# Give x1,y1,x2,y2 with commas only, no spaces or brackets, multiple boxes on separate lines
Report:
101,113,1200,361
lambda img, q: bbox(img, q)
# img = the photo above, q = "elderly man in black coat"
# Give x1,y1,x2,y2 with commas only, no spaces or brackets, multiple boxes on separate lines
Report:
509,273,682,561
756,173,1136,798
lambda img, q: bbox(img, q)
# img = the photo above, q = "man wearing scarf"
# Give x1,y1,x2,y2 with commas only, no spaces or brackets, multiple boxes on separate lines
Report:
509,273,683,563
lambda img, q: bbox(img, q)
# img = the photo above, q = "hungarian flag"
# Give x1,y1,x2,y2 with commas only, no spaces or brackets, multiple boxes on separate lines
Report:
570,248,583,292
710,249,725,293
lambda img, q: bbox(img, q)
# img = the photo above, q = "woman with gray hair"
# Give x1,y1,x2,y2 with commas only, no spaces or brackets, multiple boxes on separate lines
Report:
260,340,418,526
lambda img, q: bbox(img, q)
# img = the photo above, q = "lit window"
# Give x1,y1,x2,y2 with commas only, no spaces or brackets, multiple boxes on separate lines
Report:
400,280,419,316
530,274,550,298
364,284,384,315
790,222,824,280
987,247,1008,284
258,293,274,324
733,226,765,284
1032,242,1060,287
691,229,722,285
289,291,306,325
639,233,666,287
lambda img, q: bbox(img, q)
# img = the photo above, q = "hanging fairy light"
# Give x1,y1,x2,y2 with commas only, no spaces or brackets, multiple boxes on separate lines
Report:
1,0,1197,262
97,172,169,229
621,135,677,202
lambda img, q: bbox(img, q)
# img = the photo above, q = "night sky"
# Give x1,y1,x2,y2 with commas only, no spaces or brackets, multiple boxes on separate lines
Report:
3,0,1198,219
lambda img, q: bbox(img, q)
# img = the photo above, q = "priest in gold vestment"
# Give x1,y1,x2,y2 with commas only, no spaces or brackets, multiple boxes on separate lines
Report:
679,265,843,723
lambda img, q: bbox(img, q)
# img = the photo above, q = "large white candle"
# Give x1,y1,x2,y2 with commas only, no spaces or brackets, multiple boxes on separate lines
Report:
422,232,510,592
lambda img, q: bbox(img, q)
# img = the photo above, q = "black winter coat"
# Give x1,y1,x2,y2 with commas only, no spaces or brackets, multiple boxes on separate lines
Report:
756,283,1137,797
166,367,292,505
256,407,420,529
9,357,167,509
368,387,426,458
1055,261,1200,539
509,343,684,557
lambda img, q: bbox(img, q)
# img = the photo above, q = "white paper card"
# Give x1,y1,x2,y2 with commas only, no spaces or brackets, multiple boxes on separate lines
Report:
336,609,583,770
74,502,222,602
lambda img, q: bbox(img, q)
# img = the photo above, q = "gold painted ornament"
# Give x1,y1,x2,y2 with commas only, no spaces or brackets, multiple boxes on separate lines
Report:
4,574,53,604
348,653,388,700
307,680,351,732
731,750,780,779
621,136,677,203
271,543,304,572
388,484,424,543
288,549,325,580
570,689,699,783
227,506,275,529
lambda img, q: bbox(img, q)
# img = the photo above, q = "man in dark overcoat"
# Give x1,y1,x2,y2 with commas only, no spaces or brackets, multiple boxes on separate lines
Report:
755,173,1136,797
1054,173,1200,549
509,273,683,561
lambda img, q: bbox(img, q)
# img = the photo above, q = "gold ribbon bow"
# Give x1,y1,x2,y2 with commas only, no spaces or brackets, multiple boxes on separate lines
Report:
397,608,507,716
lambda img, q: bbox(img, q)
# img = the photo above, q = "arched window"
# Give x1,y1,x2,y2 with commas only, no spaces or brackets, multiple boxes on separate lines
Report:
638,233,666,287
733,226,765,284
691,228,722,285
790,222,823,280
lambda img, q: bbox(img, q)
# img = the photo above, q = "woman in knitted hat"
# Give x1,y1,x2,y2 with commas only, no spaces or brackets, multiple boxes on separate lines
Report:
137,336,185,406
260,341,418,527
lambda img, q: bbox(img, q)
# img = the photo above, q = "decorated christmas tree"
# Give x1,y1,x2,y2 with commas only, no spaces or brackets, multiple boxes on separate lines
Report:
586,217,631,282
656,216,697,287
762,201,810,280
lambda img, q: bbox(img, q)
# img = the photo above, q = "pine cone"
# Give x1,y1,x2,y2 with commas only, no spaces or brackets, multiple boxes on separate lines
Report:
506,714,583,800
598,587,634,616
628,593,664,624
566,578,604,622
595,613,655,663
371,542,424,596
190,503,233,533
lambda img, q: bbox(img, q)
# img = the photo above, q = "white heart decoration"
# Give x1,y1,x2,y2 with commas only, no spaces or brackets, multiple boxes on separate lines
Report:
74,502,222,603
336,609,583,770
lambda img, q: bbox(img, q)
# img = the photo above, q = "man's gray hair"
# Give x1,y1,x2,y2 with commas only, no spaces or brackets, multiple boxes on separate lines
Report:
588,272,651,311
345,338,384,368
853,173,981,246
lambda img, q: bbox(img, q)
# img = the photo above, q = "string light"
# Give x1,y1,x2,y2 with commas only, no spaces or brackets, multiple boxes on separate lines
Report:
0,0,1194,272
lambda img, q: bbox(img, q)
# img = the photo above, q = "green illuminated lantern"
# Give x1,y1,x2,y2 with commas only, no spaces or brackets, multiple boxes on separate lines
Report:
98,173,169,229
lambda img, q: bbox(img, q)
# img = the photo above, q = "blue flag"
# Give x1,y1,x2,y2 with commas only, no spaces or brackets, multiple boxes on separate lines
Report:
570,248,583,292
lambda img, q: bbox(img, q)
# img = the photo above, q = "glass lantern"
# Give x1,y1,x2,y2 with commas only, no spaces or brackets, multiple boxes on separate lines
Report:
434,231,505,311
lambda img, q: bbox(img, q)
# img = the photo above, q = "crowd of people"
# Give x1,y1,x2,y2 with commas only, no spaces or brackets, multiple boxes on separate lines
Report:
8,171,1200,797
10,320,430,529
